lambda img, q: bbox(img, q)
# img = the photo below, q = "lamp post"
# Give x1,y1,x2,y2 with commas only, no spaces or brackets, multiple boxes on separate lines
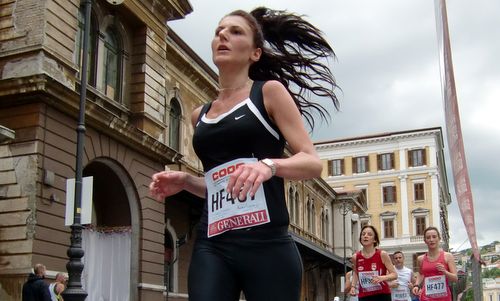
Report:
338,198,353,301
62,1,92,300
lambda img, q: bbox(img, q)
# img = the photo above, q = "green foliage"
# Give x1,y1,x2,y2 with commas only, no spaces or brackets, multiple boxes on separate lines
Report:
461,288,474,301
482,267,500,279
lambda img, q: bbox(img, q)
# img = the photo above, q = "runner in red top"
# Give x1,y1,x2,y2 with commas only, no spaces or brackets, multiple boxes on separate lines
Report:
350,225,397,301
413,227,457,301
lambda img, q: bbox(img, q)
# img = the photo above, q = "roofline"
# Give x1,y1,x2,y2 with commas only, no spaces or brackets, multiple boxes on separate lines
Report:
314,126,442,145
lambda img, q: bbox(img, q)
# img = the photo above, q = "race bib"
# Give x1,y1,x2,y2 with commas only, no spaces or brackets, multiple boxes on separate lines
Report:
205,158,270,237
424,275,447,298
392,287,410,301
358,271,382,292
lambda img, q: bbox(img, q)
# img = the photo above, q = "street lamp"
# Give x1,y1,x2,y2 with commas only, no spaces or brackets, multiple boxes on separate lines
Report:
338,198,353,301
62,1,123,299
62,1,92,300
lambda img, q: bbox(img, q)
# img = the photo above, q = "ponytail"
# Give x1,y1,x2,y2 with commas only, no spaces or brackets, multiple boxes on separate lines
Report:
228,7,340,130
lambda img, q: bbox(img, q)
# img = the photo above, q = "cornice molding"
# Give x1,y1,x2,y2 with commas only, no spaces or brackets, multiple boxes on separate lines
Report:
315,128,442,151
0,74,180,164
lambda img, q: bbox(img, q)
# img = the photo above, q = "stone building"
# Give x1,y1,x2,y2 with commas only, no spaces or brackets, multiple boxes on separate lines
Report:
0,0,357,300
316,127,452,270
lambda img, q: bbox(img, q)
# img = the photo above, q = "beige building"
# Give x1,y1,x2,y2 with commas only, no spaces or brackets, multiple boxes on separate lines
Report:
483,278,500,301
0,0,351,300
315,127,452,270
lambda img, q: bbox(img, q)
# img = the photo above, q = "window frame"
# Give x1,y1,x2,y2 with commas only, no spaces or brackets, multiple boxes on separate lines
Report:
378,152,394,171
414,182,425,201
169,98,182,151
328,159,344,176
102,27,123,102
408,149,427,167
353,156,369,173
383,219,395,238
76,7,98,86
415,216,426,236
382,185,397,204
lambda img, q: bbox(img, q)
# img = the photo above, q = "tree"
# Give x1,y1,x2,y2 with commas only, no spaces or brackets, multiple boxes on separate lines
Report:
482,267,500,279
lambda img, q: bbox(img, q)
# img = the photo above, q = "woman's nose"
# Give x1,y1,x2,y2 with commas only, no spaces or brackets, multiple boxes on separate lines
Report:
218,28,228,41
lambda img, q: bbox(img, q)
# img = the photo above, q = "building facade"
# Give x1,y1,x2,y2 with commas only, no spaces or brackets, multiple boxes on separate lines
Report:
315,127,452,270
0,1,353,300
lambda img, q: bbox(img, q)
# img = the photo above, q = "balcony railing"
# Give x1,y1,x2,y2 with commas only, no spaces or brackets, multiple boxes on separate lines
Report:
410,235,424,242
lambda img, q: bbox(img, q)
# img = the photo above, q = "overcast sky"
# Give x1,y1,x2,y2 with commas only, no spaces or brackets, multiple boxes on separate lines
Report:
169,0,500,251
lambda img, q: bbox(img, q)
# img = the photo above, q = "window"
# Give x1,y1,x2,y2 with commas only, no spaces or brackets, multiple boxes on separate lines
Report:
76,7,97,85
409,149,426,167
353,156,369,173
288,186,295,223
169,99,181,151
378,153,394,170
294,191,300,225
311,203,316,234
164,231,174,291
416,216,426,236
323,212,329,241
102,27,122,101
384,219,394,238
328,159,344,176
383,186,397,204
318,209,329,241
306,198,311,231
414,183,425,201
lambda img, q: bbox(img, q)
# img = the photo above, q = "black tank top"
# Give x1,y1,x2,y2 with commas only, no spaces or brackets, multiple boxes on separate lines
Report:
192,81,288,238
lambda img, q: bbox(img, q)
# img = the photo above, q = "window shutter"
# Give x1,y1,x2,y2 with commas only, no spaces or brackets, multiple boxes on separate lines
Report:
408,151,413,167
341,159,344,175
392,186,397,203
352,157,357,173
423,149,427,165
377,154,382,170
328,160,332,176
391,153,395,169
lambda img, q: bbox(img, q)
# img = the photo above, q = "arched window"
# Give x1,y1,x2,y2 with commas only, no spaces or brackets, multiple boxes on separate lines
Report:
288,186,295,223
324,210,329,242
294,191,300,225
306,197,311,231
76,7,97,86
169,98,181,151
102,27,122,101
320,211,325,240
311,203,316,235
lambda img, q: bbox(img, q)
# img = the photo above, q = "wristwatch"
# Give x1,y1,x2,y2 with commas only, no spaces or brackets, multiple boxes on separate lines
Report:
260,158,276,177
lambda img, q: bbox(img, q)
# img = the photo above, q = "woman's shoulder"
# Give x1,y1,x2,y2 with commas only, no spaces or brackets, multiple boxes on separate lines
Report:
262,80,289,96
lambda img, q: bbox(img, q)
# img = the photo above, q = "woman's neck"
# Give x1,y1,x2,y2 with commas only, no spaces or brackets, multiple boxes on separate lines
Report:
362,245,376,256
427,248,441,258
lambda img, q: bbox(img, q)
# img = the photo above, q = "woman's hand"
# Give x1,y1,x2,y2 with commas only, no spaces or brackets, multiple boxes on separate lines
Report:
436,263,447,274
149,171,188,201
226,161,273,200
371,275,384,284
349,286,357,296
412,286,421,296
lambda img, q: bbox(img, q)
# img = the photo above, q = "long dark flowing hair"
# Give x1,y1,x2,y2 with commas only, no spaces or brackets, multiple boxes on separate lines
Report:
228,7,340,130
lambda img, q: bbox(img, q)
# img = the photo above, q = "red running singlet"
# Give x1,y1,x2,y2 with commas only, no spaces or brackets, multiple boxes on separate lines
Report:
355,249,391,298
419,251,451,301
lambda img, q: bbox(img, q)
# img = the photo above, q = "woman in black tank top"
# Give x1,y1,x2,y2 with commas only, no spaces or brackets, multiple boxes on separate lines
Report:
150,7,340,301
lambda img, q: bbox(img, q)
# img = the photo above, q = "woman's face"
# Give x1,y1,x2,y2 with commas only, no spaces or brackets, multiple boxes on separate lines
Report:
211,15,261,68
360,227,376,247
424,229,440,248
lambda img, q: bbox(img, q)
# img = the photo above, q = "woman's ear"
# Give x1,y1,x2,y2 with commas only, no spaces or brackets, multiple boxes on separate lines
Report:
250,47,262,62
